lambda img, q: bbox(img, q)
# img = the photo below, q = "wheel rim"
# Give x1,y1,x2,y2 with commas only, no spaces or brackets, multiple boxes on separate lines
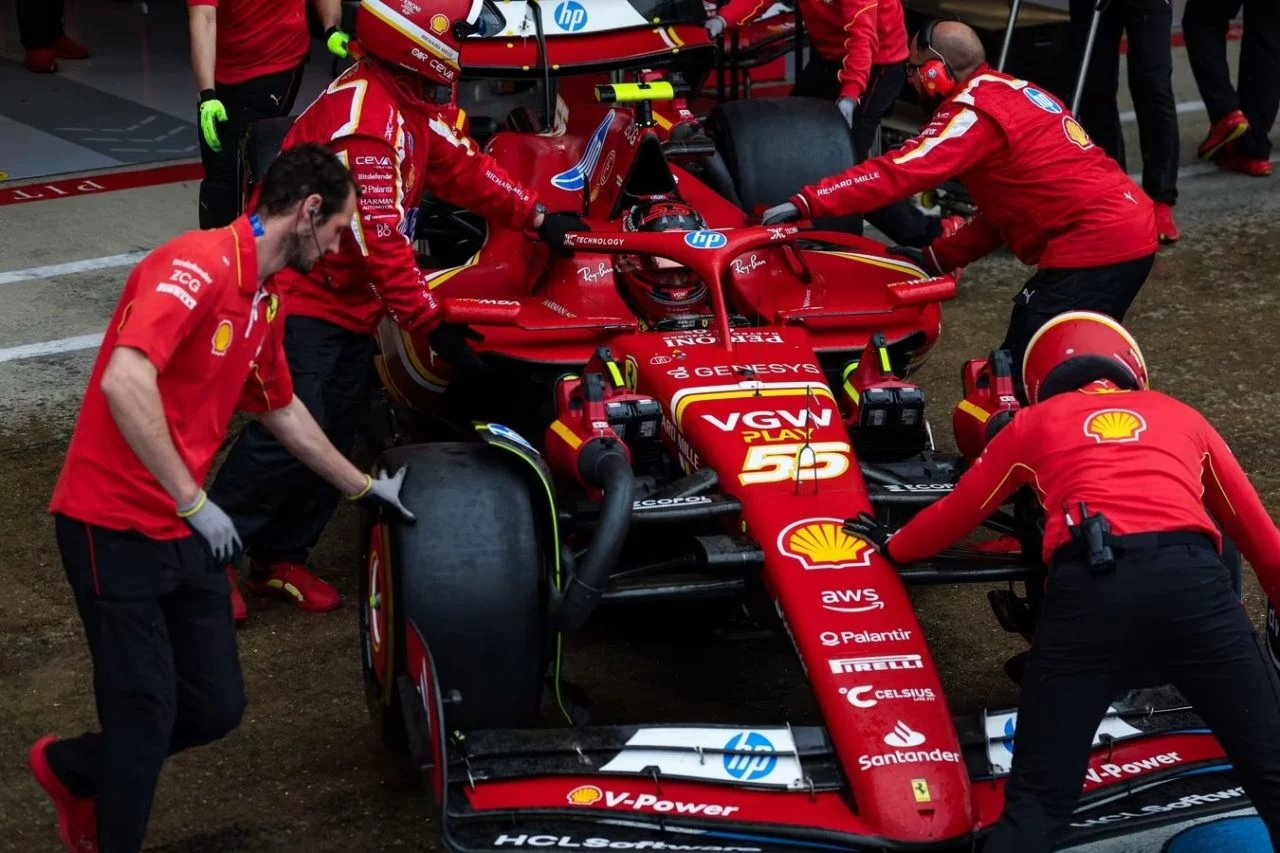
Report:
365,521,390,690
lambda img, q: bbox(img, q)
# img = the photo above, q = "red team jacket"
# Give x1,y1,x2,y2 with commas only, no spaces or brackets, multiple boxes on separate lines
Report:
888,382,1280,603
793,66,1158,270
270,60,540,336
717,0,908,101
187,0,310,87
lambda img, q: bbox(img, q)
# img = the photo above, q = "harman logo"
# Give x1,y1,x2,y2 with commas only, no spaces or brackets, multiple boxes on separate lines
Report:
777,518,873,570
1084,409,1147,443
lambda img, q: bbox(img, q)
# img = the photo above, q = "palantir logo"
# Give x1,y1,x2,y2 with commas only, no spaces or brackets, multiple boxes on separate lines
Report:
553,0,587,31
723,731,777,781
684,230,728,250
550,113,612,192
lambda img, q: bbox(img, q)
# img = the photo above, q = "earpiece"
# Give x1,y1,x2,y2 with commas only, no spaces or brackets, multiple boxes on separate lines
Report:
916,19,957,98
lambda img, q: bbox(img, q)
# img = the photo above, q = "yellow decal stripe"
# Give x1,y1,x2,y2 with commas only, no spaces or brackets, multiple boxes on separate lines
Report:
550,419,583,449
814,251,925,279
956,398,991,423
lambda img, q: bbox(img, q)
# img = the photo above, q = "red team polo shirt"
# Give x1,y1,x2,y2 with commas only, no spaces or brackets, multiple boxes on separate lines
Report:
187,0,311,86
49,216,294,540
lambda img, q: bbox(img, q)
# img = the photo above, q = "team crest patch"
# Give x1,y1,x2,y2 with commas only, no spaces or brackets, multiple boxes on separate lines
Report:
1063,116,1094,150
1024,87,1063,114
211,319,234,356
1084,409,1146,443
429,13,449,33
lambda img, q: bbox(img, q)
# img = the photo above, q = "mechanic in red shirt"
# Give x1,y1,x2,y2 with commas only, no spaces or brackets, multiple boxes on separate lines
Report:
206,0,588,621
846,312,1280,852
189,0,351,228
27,145,415,853
763,21,1158,389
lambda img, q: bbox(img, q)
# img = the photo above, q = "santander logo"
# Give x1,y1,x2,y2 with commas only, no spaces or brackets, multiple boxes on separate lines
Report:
884,721,926,748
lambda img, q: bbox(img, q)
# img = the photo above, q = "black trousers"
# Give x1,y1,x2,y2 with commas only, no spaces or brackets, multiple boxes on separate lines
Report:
198,63,305,229
1069,0,1179,204
1000,253,1154,392
792,54,941,247
209,315,376,567
984,536,1280,852
45,516,246,853
16,0,65,49
1184,0,1280,160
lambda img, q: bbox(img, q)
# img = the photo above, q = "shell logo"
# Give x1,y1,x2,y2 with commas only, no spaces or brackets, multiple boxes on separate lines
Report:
1084,409,1147,443
1063,116,1094,151
211,319,234,356
430,13,449,33
566,785,603,806
777,517,872,570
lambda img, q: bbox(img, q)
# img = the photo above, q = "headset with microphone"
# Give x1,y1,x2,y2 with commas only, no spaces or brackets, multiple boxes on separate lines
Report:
307,200,336,288
915,18,958,99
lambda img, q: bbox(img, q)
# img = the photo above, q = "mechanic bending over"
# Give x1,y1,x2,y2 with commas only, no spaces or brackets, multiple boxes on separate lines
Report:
846,311,1280,853
763,21,1158,389
208,0,590,622
707,0,955,247
189,0,350,229
30,144,415,853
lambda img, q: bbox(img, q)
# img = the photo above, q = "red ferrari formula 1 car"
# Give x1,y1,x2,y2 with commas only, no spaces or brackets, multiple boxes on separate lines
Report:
246,3,1262,850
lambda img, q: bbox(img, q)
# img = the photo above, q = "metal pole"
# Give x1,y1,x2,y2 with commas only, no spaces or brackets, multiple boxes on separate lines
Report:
996,0,1024,72
1071,0,1112,116
793,2,804,90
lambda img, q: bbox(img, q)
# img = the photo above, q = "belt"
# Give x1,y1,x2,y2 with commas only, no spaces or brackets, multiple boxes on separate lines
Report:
1053,530,1217,564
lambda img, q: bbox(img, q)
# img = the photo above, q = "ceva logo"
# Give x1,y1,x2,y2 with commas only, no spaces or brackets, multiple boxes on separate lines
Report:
723,731,777,781
553,0,588,31
551,113,612,192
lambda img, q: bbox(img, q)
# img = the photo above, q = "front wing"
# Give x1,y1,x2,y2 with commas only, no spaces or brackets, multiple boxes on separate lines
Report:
428,688,1266,852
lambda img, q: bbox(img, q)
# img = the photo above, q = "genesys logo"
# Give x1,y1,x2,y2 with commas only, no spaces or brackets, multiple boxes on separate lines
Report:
821,588,883,613
565,785,741,817
821,628,913,646
495,836,762,851
841,684,936,708
858,721,961,771
1069,786,1246,828
829,654,923,674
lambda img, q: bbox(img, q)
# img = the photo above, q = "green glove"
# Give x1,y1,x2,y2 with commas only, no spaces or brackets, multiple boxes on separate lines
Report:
198,89,228,152
325,26,350,58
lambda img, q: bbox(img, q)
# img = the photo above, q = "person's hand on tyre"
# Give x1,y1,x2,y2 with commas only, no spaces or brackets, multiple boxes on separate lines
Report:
348,466,416,523
843,512,897,561
837,97,858,128
178,490,242,564
536,211,591,256
761,201,801,225
325,26,351,58
706,15,726,38
198,90,228,153
427,323,485,372
887,245,943,277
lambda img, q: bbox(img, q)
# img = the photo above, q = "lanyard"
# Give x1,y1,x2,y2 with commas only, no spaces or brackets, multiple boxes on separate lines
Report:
249,213,265,237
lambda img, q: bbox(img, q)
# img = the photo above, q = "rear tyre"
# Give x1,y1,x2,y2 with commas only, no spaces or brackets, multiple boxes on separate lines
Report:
365,442,548,735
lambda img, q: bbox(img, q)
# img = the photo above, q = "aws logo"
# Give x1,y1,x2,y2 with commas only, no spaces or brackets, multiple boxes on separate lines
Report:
1084,409,1147,444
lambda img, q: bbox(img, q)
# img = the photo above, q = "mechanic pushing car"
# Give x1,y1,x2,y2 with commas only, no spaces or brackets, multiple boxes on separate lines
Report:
763,21,1158,387
845,311,1280,853
29,144,415,853
707,0,951,248
208,0,589,622
190,0,350,229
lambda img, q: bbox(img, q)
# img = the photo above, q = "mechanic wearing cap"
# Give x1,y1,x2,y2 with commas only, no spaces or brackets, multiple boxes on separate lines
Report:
189,0,351,229
28,144,415,853
845,311,1280,852
207,0,589,622
706,0,950,247
763,21,1158,385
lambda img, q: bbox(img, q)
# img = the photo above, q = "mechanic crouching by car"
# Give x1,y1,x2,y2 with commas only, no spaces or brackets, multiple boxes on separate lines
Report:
208,0,589,622
28,144,415,853
763,21,1158,388
845,311,1280,853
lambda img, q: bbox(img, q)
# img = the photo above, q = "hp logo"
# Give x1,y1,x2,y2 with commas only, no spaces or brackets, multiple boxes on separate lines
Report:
723,731,777,781
553,0,588,31
684,230,728,250
1002,717,1016,755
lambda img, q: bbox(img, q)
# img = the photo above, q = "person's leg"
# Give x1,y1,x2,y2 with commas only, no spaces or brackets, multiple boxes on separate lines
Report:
1235,0,1280,161
1070,0,1127,171
790,53,841,101
43,517,181,853
1124,0,1179,207
1182,0,1243,122
16,0,64,48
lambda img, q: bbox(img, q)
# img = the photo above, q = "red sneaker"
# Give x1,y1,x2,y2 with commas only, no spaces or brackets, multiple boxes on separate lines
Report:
28,735,98,853
226,566,248,625
1221,149,1274,178
1198,110,1249,161
1154,203,1180,244
244,561,342,612
23,49,57,73
51,37,91,60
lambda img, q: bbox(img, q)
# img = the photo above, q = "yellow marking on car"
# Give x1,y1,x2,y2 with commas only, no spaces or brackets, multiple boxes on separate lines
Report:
549,419,583,449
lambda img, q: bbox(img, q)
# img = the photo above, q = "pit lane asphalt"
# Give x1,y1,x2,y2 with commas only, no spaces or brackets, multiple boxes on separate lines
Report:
3,152,1280,853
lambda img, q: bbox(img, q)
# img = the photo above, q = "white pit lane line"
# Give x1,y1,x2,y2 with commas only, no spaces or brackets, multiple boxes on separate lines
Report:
0,251,147,287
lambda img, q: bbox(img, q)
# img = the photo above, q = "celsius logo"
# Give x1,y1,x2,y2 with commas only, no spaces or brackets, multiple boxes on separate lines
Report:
884,721,926,748
723,731,776,781
553,0,587,31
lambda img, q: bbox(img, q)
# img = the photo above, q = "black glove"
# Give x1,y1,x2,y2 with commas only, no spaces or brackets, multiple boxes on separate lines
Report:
843,512,898,561
888,245,942,277
536,211,590,256
427,323,485,373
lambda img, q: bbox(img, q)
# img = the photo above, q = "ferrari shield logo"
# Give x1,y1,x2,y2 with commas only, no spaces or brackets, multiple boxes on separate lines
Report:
777,517,872,570
1083,409,1147,444
912,779,931,803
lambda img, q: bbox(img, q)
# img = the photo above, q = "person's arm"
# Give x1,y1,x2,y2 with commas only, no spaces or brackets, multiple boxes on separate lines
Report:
792,105,1005,219
312,0,341,31
836,0,880,102
714,0,773,30
187,2,217,93
99,348,203,508
928,212,1004,270
422,114,540,232
1200,420,1280,602
258,397,369,496
886,416,1034,562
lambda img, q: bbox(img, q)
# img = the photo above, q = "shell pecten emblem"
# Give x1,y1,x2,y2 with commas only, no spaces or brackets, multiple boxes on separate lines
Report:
1083,409,1147,444
211,319,234,356
777,517,873,570
566,785,604,806
1062,116,1094,151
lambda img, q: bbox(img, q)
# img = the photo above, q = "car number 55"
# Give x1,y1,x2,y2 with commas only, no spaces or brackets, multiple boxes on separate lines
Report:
739,442,851,486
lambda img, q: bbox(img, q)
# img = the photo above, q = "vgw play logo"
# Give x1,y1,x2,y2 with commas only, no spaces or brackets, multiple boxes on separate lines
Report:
553,0,587,31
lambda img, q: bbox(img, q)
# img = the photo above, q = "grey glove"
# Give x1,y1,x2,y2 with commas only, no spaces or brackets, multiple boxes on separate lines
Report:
178,490,243,564
888,245,943,277
706,15,726,38
837,97,857,128
349,466,416,523
762,201,800,225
